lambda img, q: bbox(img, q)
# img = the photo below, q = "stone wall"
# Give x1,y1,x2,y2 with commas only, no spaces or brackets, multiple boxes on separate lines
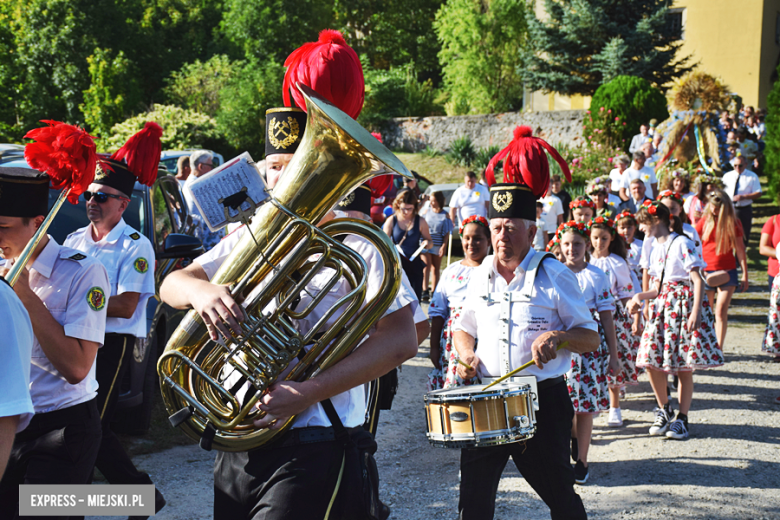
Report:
382,110,586,152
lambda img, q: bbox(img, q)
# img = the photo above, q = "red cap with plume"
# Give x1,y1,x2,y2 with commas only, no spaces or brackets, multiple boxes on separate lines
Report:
283,29,365,120
485,126,571,197
367,132,391,197
109,121,163,187
24,120,98,204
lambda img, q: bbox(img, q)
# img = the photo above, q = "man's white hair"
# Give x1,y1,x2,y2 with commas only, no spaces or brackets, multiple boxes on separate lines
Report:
190,150,213,169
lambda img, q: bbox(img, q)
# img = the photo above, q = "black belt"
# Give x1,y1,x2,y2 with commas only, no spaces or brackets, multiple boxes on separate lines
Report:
269,425,363,449
537,375,565,391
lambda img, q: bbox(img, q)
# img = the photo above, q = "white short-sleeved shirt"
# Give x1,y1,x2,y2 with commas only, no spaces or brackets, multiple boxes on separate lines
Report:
590,254,637,300
195,224,421,428
608,168,626,193
640,224,704,271
428,261,480,320
539,195,563,233
452,251,597,381
0,237,109,413
616,166,657,199
573,264,615,313
0,281,34,431
722,169,762,208
646,233,706,282
450,185,489,223
64,219,156,338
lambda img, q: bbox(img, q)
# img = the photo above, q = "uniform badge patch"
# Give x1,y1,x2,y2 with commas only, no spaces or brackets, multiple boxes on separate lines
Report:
129,232,141,240
87,287,106,311
68,253,87,261
134,257,149,273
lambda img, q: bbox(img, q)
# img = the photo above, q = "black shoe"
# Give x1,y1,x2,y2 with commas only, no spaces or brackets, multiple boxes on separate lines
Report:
571,437,578,463
127,488,165,520
573,460,589,484
672,375,679,390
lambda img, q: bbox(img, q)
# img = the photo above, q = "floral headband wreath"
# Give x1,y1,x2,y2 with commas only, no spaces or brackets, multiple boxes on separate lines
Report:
546,237,561,252
658,189,684,205
615,209,637,225
586,180,607,195
570,197,596,210
459,214,490,236
587,215,616,235
641,199,664,216
669,169,689,179
556,220,590,240
696,174,723,188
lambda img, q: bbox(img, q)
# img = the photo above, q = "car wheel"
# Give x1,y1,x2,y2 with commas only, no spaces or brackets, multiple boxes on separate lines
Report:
112,331,158,436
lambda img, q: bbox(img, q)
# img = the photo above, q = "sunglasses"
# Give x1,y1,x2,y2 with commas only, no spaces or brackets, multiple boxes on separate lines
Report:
83,191,130,203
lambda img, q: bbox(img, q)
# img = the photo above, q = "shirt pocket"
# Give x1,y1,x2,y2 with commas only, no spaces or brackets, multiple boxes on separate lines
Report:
513,302,556,342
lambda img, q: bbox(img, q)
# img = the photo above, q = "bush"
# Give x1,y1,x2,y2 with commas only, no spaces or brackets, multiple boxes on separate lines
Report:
359,63,444,130
446,136,476,166
767,66,780,201
554,141,623,191
474,145,501,171
587,75,668,151
105,104,222,152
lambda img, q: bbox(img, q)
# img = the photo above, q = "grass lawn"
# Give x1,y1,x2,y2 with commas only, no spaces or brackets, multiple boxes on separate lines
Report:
395,152,470,185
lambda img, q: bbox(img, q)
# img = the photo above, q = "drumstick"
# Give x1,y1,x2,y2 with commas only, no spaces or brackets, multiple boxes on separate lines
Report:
483,341,569,390
455,358,473,371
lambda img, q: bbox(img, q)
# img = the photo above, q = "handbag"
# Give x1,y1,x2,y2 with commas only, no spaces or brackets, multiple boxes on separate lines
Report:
322,399,390,520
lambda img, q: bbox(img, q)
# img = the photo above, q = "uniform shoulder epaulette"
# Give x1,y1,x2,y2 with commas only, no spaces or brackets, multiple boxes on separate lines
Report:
129,232,141,240
67,253,87,261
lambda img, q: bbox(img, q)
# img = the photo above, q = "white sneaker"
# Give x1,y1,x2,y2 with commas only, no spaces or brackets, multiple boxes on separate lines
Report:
607,407,623,427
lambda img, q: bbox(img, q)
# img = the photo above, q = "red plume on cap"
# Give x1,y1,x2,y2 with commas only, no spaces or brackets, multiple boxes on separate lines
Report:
371,132,383,143
110,121,163,186
24,120,97,204
283,29,365,120
485,126,571,197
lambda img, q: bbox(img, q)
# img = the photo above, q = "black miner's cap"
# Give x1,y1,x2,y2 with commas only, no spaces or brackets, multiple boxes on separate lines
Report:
488,183,537,221
93,158,135,198
265,107,307,158
0,167,49,218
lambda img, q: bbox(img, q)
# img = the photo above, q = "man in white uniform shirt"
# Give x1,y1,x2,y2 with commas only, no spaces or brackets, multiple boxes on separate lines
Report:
539,186,564,233
453,129,598,520
617,151,658,201
449,171,489,226
0,279,34,478
64,150,163,510
0,168,109,515
722,155,762,246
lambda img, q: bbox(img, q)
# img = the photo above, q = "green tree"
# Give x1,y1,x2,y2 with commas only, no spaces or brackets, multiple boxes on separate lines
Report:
359,64,443,129
766,69,780,200
220,0,334,64
105,104,221,152
81,48,140,137
215,59,285,158
164,55,241,116
434,0,527,115
521,0,693,96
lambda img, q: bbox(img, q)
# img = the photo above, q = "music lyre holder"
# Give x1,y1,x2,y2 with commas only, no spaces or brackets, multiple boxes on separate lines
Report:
219,187,259,227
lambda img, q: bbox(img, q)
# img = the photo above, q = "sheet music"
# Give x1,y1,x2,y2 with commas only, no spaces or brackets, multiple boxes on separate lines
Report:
185,152,269,231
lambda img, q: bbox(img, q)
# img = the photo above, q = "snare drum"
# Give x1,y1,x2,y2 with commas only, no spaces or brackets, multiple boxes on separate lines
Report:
424,383,536,448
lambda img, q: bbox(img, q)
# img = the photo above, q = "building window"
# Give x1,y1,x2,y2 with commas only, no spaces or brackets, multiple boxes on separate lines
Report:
668,8,685,40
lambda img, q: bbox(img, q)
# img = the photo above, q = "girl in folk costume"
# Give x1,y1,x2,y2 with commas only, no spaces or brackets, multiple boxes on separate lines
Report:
659,190,703,257
616,210,643,281
559,221,619,484
427,216,490,390
570,196,596,223
587,216,639,427
546,235,564,263
761,248,780,395
627,201,722,440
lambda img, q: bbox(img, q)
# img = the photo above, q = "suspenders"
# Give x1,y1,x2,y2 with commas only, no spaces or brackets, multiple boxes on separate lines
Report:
479,252,553,376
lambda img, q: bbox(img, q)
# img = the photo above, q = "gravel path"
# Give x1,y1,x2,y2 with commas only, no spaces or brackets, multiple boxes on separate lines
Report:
90,306,780,520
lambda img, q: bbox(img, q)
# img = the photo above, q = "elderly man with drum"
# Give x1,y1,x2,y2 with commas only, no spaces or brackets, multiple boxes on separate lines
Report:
451,127,599,520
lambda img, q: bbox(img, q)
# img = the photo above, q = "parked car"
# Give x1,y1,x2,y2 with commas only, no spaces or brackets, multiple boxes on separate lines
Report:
2,157,203,434
160,149,225,174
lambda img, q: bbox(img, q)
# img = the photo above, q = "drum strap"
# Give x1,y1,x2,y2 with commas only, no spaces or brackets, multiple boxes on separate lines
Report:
480,252,553,376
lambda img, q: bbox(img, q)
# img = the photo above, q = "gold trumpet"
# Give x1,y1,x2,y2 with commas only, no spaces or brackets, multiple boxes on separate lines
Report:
158,84,413,452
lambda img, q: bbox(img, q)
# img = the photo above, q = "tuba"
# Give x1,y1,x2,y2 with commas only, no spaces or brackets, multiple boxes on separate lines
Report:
158,84,413,452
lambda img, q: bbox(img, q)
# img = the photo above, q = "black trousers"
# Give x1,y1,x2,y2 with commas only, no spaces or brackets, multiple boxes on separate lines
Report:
213,433,345,520
458,381,587,520
91,333,152,486
0,399,101,520
735,205,753,247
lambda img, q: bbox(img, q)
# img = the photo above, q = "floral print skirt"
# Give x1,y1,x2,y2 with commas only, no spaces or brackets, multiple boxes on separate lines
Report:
608,299,639,388
566,309,610,414
761,275,780,355
427,307,481,392
636,281,723,374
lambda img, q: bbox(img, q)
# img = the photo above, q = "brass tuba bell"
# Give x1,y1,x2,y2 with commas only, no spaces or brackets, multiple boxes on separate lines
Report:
158,84,413,452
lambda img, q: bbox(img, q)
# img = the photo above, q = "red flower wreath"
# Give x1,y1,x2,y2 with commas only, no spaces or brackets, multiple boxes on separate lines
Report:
459,214,490,236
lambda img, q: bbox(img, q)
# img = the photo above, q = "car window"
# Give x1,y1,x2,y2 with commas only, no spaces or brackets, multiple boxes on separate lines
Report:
151,184,174,251
158,176,187,233
47,189,145,244
160,158,179,173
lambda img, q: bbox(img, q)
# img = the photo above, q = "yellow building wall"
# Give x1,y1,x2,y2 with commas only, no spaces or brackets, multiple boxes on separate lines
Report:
528,0,780,111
